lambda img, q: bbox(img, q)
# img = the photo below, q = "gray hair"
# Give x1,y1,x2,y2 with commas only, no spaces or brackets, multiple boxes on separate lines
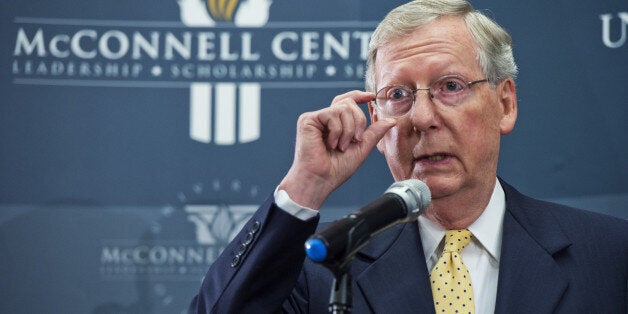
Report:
365,0,518,92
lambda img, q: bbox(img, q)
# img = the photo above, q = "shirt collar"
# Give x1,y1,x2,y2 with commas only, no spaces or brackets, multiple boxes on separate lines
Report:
418,180,506,263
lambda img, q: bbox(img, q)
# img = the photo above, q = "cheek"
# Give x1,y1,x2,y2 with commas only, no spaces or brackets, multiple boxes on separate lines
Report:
456,107,502,163
379,123,415,179
459,94,503,135
382,120,415,152
378,126,399,156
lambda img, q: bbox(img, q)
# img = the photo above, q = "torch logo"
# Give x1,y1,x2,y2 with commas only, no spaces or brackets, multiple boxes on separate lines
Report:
177,0,272,145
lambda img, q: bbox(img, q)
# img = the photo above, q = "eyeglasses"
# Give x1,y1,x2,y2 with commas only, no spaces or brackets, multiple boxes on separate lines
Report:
372,75,489,117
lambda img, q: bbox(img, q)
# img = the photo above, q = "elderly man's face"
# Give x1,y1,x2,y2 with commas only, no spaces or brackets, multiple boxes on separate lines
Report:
370,15,517,201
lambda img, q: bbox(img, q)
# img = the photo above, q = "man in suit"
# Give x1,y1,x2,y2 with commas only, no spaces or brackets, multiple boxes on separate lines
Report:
189,0,628,313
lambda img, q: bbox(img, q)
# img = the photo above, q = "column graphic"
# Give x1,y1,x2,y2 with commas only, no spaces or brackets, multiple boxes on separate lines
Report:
189,82,261,145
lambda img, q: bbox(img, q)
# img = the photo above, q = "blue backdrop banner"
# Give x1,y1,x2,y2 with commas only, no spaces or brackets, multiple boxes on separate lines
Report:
1,0,626,313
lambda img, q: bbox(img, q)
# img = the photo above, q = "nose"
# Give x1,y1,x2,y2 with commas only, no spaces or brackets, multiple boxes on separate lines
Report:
409,90,440,132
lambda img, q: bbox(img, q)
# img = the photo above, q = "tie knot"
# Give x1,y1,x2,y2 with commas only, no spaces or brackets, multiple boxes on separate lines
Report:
443,229,472,253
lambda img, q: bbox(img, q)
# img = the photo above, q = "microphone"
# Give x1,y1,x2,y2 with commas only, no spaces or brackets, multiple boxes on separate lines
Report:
304,179,431,265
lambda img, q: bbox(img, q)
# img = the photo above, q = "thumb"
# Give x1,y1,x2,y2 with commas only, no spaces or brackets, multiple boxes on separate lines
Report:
361,118,396,147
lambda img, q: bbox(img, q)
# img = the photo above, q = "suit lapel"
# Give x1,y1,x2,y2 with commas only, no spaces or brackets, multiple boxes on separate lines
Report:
346,180,573,313
354,222,435,314
495,182,572,313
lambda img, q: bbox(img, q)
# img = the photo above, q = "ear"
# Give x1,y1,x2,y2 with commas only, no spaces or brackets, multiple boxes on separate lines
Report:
498,78,518,135
368,101,387,154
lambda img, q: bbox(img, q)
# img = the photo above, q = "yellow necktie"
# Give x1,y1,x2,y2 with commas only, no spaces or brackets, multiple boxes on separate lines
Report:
430,229,475,314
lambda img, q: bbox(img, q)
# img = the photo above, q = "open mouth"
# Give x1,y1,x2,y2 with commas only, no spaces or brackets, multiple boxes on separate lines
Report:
425,155,447,161
416,153,453,163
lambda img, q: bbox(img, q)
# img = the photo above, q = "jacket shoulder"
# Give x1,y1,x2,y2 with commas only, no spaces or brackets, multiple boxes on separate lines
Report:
500,179,628,252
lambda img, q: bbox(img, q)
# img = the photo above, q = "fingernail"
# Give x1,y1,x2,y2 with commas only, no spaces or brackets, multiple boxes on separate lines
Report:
340,140,350,151
355,130,363,141
332,138,339,150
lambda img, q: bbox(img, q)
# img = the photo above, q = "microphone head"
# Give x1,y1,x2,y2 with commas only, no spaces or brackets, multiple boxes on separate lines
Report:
385,179,431,217
304,237,327,262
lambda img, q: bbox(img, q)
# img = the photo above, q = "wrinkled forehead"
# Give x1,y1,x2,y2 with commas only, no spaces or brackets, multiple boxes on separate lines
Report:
374,16,481,84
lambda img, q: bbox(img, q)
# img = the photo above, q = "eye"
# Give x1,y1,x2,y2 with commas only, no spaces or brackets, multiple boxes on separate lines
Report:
445,81,461,91
436,77,466,94
387,87,410,100
374,85,414,117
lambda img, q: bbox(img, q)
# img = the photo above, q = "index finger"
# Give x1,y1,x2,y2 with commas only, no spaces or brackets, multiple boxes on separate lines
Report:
332,90,376,105
330,91,376,142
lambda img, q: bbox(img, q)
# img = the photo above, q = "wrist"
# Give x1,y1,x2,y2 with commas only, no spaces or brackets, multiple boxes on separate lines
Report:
278,172,334,211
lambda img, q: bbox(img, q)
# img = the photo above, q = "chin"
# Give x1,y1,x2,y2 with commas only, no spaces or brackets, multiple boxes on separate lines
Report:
413,175,462,199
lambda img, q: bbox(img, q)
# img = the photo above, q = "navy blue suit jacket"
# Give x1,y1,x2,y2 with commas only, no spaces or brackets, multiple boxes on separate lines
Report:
190,180,628,313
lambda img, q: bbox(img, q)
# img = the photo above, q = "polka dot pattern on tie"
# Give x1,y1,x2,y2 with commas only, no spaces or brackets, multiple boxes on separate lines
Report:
430,229,475,314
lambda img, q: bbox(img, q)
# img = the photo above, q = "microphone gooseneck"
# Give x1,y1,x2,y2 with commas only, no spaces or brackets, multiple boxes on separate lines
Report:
304,179,431,266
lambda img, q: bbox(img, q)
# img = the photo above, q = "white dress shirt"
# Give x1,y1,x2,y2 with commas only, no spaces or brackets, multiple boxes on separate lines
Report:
418,180,505,314
275,180,506,314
